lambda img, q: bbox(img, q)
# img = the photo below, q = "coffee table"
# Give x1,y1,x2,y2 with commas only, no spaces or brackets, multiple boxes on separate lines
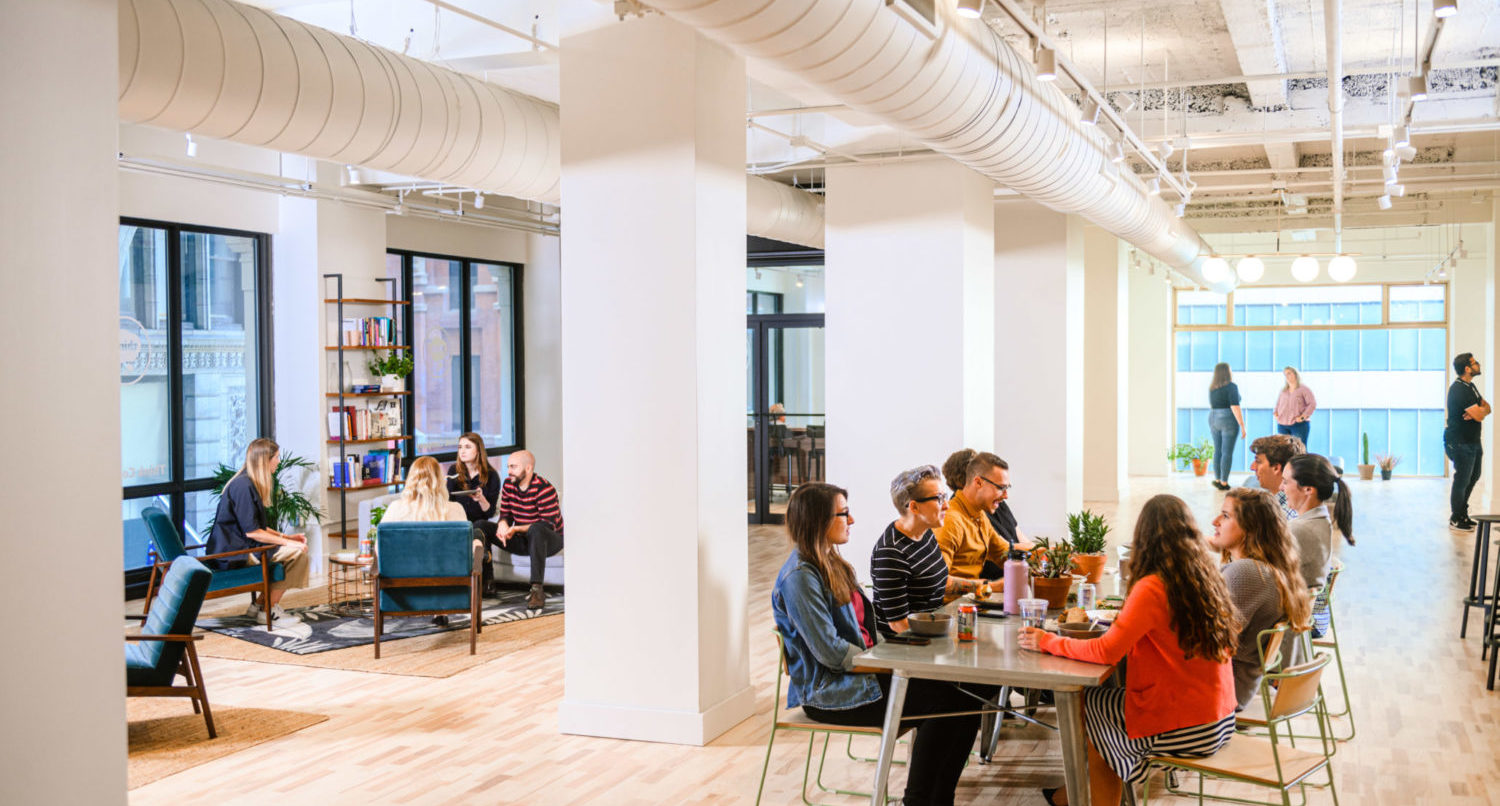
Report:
327,554,375,616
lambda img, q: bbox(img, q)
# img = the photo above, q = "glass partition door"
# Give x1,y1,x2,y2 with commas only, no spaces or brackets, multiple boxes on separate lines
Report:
748,314,825,523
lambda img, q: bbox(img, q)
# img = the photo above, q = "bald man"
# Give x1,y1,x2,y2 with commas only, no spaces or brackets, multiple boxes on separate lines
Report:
497,450,565,609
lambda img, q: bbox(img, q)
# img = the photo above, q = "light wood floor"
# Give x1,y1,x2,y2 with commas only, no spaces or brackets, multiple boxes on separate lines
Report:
130,475,1500,805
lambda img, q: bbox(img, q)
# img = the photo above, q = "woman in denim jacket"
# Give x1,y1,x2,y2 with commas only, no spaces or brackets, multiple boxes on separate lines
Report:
772,482,981,806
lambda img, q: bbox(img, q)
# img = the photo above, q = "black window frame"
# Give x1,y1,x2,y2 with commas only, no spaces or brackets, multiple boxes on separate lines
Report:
121,217,275,597
388,248,525,465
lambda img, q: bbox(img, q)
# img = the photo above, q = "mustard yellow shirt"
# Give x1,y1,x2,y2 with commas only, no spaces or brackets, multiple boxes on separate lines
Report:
934,491,1014,581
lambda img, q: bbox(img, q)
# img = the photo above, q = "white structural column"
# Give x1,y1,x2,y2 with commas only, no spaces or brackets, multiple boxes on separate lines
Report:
1128,262,1174,477
557,16,752,745
994,202,1085,536
1082,227,1127,502
0,0,125,802
823,159,995,581
1453,225,1492,506
1481,201,1500,506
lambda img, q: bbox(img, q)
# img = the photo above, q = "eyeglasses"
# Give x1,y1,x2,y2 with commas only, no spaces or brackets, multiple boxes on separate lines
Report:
979,476,1011,493
913,493,948,505
834,510,853,520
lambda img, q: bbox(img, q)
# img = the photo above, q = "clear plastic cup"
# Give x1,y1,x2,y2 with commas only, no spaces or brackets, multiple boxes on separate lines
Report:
1019,598,1049,629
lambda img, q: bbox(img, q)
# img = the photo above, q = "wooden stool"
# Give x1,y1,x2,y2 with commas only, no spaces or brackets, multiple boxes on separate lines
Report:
1463,515,1500,647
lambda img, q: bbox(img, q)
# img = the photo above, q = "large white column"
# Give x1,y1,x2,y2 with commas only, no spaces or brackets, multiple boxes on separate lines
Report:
994,202,1085,537
1481,205,1500,505
557,16,752,745
1083,227,1127,502
824,159,995,580
1128,259,1174,477
0,1,125,802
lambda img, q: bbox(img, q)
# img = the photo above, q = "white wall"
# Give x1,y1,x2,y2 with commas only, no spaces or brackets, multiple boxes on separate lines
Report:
119,124,281,234
0,1,126,802
1127,265,1175,476
1082,227,1125,501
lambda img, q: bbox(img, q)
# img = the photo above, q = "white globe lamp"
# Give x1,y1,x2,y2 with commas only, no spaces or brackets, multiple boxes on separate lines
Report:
1235,256,1265,283
1201,256,1231,284
1290,255,1320,282
1328,255,1357,282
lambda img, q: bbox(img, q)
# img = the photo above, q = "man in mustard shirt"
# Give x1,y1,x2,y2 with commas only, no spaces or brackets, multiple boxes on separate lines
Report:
935,450,1032,584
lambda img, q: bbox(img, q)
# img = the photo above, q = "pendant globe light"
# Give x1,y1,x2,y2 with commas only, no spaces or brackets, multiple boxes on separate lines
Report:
1328,255,1357,282
1235,256,1266,283
1201,256,1231,284
1290,255,1320,282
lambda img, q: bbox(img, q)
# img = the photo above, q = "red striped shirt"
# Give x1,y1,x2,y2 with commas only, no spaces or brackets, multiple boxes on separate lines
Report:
499,473,564,536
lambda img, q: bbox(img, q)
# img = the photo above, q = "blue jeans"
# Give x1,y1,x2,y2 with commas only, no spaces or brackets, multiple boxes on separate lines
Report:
1208,409,1239,483
1446,440,1482,522
1276,421,1310,448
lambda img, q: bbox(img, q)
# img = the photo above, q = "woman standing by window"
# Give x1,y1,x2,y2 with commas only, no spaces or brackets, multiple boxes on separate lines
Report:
448,432,501,590
1274,367,1316,447
208,438,310,624
1207,363,1246,491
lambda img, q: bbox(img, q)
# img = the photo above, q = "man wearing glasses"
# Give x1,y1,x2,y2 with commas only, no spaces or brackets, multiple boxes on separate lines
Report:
935,451,1032,586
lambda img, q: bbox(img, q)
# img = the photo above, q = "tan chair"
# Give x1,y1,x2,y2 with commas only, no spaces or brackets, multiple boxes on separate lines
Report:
1142,653,1339,806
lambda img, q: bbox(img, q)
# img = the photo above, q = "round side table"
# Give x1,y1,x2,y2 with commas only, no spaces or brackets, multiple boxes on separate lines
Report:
328,555,375,616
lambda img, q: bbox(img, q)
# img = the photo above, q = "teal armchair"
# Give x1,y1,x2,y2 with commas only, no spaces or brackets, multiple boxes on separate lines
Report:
141,506,284,629
127,556,216,738
374,521,483,658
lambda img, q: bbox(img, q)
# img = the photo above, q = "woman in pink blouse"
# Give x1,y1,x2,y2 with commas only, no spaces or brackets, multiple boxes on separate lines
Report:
1274,367,1316,448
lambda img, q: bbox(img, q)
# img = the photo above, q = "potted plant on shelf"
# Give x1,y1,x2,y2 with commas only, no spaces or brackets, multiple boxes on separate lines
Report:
204,453,324,536
1167,438,1214,477
1357,432,1375,480
1375,453,1401,481
1027,537,1076,610
1067,509,1110,584
367,349,413,392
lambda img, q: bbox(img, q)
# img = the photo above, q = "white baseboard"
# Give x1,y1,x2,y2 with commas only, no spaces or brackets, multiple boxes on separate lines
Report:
557,685,756,746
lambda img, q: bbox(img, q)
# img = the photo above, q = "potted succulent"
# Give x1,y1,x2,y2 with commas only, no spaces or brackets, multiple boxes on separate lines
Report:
1167,438,1214,477
1067,509,1110,584
367,349,414,392
1027,537,1076,610
1375,453,1401,481
1357,433,1375,481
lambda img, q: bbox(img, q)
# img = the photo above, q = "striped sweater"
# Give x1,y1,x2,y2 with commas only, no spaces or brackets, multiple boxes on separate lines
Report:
870,522,949,633
499,473,564,536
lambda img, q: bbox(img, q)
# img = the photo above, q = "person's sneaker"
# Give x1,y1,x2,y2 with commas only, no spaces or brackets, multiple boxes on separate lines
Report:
270,605,300,624
1452,517,1477,531
527,584,546,609
432,615,450,627
245,601,264,620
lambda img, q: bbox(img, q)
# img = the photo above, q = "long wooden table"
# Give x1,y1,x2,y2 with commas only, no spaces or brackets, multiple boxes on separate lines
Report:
854,613,1114,806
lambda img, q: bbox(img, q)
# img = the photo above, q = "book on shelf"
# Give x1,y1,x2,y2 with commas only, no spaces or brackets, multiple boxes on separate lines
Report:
340,316,396,347
350,383,382,394
330,449,402,487
328,401,403,441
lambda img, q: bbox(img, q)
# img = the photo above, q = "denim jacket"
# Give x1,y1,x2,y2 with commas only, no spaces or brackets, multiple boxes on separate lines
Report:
771,551,883,711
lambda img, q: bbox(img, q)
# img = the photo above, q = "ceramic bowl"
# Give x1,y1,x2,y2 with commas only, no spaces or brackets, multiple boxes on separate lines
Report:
908,612,952,637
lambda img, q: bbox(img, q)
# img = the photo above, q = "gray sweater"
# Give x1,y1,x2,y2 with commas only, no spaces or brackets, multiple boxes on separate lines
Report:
1223,558,1286,709
1286,505,1332,591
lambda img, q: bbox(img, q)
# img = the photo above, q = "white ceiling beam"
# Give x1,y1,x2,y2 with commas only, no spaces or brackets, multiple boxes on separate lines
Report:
1217,0,1288,108
1264,141,1299,172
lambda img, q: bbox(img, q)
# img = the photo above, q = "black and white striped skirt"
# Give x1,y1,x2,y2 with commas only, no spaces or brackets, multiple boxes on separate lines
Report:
1084,688,1235,785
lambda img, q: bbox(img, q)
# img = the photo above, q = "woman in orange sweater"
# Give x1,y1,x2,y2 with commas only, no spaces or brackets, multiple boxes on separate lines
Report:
1020,494,1241,806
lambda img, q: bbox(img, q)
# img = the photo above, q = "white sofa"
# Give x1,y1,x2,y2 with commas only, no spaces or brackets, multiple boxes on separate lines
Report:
357,493,565,586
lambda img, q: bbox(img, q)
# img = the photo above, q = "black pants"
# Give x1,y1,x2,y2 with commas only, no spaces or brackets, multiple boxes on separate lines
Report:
1447,440,1483,521
501,521,564,585
473,521,499,589
803,676,982,806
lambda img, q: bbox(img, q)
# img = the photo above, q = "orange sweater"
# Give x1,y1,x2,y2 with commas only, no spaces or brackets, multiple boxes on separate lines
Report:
1035,574,1235,739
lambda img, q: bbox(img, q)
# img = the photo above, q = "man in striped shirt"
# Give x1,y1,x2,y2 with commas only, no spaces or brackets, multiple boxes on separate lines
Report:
496,450,564,609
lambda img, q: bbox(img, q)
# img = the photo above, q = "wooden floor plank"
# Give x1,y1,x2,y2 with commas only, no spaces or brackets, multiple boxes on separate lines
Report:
128,475,1500,805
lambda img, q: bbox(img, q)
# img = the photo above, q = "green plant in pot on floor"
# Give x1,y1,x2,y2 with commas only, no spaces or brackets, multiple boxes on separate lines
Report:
1027,537,1076,610
1357,432,1375,480
1375,453,1401,480
1167,438,1214,477
1067,509,1110,584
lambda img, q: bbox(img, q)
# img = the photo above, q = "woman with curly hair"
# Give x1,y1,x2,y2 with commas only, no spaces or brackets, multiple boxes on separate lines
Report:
1021,494,1241,806
1209,488,1312,708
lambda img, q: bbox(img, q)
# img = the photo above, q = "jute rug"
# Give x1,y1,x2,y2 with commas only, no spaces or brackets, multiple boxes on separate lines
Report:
128,699,327,789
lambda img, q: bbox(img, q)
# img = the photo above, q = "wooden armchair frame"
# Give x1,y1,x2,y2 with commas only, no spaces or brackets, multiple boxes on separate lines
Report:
144,544,279,629
125,614,215,739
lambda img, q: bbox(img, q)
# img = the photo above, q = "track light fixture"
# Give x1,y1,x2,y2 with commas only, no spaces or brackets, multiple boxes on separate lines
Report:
1159,141,1174,159
1328,255,1358,282
185,133,198,158
1290,255,1320,282
1383,165,1398,184
956,0,984,19
1396,144,1417,161
1036,47,1057,81
1174,202,1187,218
1377,194,1393,210
1108,140,1126,163
1434,0,1458,18
1389,184,1405,197
345,164,361,185
474,192,484,209
1394,125,1411,148
1081,96,1099,125
1147,177,1161,196
1406,74,1428,101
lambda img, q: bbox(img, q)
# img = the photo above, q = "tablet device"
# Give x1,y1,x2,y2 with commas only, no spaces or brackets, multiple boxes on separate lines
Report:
449,487,481,497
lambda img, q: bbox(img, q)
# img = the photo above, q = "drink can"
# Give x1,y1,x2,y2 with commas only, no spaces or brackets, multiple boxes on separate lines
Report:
957,604,977,642
1078,583,1097,611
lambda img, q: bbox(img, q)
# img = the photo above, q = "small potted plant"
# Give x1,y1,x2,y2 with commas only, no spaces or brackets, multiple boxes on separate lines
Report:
1027,537,1076,610
1375,453,1401,481
1068,509,1110,584
1167,438,1214,477
1357,432,1375,480
367,349,414,392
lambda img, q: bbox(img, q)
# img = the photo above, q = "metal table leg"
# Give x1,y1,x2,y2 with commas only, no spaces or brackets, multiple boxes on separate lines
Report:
870,672,909,806
1055,688,1091,806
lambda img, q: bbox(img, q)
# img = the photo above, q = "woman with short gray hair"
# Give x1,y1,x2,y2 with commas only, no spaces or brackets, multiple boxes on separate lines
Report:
870,464,983,635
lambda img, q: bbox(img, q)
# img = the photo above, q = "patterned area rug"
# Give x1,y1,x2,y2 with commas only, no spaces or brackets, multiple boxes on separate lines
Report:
197,587,563,655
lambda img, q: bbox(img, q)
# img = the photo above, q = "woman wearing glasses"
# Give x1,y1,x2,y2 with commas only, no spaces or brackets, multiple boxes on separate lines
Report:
773,483,982,806
871,465,985,636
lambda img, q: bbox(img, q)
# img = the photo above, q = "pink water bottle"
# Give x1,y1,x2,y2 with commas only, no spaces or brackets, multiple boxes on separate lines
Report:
1003,548,1030,615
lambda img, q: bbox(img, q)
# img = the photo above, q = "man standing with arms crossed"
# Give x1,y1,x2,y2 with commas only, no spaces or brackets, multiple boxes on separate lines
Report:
1446,353,1490,532
496,450,565,608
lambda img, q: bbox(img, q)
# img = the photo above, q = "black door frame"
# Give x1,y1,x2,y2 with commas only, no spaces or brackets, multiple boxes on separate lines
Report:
748,313,824,524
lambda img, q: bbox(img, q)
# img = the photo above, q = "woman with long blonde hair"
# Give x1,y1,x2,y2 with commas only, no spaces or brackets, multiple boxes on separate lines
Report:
773,482,981,806
1209,488,1312,708
384,457,466,523
1274,366,1316,447
208,438,311,623
1023,495,1240,806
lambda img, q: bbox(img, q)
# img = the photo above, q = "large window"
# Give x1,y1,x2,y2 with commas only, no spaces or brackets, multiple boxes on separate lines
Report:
120,220,271,591
1173,283,1447,476
389,250,522,460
